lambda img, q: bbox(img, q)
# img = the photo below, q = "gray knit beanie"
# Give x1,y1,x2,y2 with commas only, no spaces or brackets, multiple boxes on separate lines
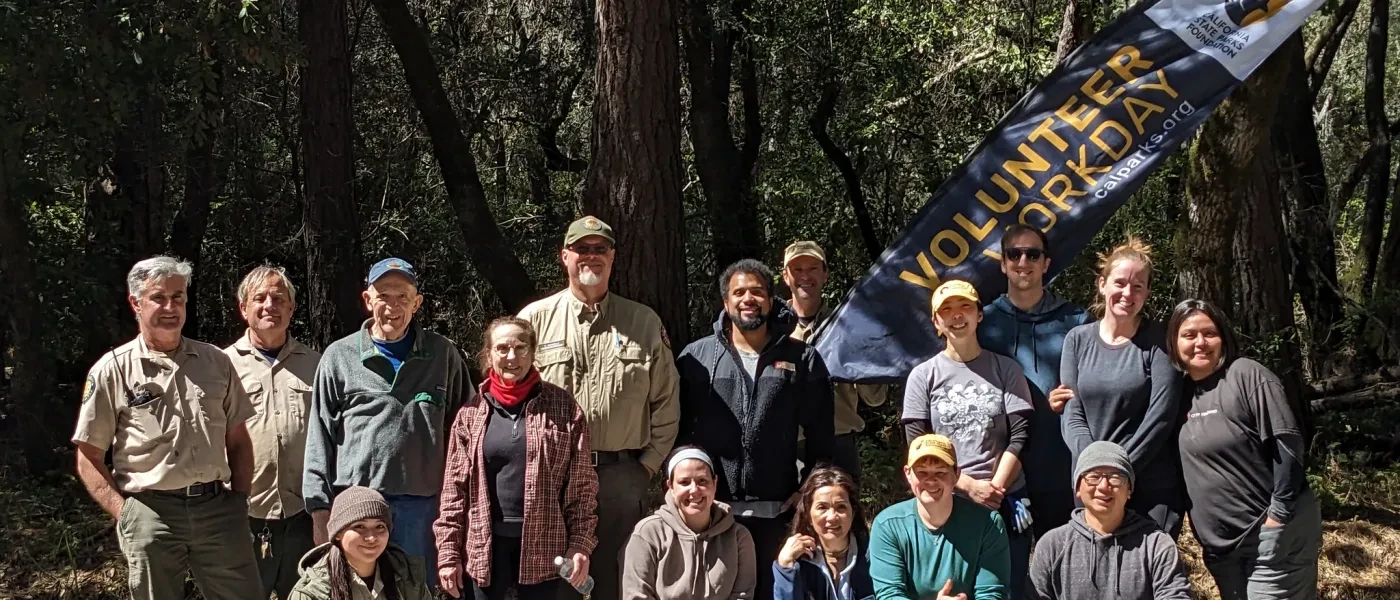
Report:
328,486,392,539
1074,441,1135,490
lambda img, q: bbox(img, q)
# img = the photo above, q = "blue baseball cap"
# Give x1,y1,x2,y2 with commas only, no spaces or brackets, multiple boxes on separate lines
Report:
367,257,418,286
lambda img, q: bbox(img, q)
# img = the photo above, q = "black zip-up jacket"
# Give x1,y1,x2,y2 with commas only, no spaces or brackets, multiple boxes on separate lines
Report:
677,301,836,503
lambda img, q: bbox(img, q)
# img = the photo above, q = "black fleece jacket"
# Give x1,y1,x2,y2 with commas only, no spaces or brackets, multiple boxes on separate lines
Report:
677,300,836,503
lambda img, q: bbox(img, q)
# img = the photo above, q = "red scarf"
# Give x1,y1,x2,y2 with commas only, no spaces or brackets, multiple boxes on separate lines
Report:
487,368,540,408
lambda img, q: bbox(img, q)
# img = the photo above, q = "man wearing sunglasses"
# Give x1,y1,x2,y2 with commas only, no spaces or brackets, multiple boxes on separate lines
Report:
977,223,1089,537
518,215,680,600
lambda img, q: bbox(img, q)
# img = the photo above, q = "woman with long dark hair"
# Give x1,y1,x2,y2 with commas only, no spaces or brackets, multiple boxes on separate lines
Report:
773,467,873,600
287,486,433,600
1168,300,1320,599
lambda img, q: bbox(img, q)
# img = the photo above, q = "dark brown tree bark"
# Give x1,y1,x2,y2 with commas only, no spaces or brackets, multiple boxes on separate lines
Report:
681,0,763,268
301,0,365,349
810,81,881,262
585,0,690,344
1055,0,1094,64
1305,0,1363,99
170,53,227,341
1178,32,1291,311
1273,34,1345,376
0,136,58,474
368,0,537,313
1358,0,1390,298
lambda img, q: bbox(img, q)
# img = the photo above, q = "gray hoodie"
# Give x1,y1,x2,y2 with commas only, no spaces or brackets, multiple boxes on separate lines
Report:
1027,509,1190,600
621,492,757,600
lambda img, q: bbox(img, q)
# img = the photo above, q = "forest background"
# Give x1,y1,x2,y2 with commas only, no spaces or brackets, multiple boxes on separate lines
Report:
2,0,1400,597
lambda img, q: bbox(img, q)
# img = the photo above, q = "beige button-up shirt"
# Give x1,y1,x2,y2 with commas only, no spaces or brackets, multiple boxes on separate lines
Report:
791,304,888,435
72,336,255,493
518,289,680,473
224,334,321,519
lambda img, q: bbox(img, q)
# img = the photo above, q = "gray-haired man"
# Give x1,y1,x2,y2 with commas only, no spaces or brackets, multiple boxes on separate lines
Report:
223,265,322,599
73,256,262,600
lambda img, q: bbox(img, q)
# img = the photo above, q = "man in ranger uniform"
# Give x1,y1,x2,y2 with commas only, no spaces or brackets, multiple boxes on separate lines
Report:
73,256,261,600
223,265,322,599
518,216,680,600
782,240,887,482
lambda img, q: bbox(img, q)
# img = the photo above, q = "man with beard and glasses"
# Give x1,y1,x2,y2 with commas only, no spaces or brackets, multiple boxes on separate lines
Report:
677,258,835,600
977,224,1089,537
518,216,680,600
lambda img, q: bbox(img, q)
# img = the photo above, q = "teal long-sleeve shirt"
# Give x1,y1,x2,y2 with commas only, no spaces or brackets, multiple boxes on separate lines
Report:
868,497,1010,600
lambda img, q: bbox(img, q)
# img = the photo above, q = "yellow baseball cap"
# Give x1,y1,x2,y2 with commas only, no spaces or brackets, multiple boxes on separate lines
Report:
907,434,958,468
783,241,827,266
930,279,979,313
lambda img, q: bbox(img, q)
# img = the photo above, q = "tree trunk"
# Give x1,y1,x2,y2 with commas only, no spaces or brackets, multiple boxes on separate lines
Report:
1054,0,1094,64
368,0,537,312
585,0,690,344
301,0,365,350
1178,39,1291,308
0,135,58,475
1306,0,1362,98
1273,34,1344,377
1358,0,1390,298
810,81,881,263
169,53,227,342
681,0,763,269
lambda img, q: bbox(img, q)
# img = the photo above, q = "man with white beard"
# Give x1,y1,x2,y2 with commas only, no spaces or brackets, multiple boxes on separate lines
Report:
518,216,680,600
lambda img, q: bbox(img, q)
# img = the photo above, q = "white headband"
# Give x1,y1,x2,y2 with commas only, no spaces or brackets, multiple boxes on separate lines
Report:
666,448,714,478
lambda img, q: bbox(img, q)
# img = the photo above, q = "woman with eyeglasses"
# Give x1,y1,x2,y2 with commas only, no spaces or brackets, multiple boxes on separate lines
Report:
433,317,599,600
1168,300,1320,600
1059,237,1185,538
902,279,1034,598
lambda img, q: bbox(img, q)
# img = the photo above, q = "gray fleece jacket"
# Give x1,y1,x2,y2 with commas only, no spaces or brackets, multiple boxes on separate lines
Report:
1027,509,1190,600
302,320,471,511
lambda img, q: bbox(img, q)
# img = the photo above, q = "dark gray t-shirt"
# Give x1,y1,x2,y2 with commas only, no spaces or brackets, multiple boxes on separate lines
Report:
903,351,1033,491
1178,358,1302,556
1061,320,1183,488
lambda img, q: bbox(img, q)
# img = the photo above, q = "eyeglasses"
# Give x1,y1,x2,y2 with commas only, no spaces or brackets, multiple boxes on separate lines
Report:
1081,472,1126,487
491,343,532,357
568,244,613,256
1004,247,1045,262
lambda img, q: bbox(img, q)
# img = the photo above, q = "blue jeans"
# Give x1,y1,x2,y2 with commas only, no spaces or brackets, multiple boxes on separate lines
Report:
384,494,438,587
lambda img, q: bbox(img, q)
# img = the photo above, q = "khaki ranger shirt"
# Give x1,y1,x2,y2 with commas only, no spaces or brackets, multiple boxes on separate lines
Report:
791,304,887,435
72,336,256,493
224,334,322,520
518,289,680,474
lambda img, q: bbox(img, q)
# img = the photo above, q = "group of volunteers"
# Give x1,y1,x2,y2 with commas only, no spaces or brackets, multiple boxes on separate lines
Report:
72,214,1321,600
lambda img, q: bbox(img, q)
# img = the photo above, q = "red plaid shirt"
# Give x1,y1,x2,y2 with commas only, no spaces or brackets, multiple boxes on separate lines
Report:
433,380,599,586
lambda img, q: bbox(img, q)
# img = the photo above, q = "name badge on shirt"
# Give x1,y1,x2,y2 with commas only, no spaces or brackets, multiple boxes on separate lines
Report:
774,360,796,372
538,340,566,351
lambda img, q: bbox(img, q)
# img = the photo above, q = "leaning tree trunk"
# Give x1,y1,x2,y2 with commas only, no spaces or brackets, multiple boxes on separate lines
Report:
810,81,881,262
1055,0,1094,64
368,0,537,312
681,0,763,269
300,0,365,350
1177,37,1291,308
1358,0,1390,299
1306,0,1363,99
1273,34,1345,377
0,136,58,475
584,0,690,344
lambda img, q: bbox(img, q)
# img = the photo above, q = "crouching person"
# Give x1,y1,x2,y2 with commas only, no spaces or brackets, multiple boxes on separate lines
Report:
287,486,433,600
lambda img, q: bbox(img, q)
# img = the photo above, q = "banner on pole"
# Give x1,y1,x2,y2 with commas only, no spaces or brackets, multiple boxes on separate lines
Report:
815,0,1324,382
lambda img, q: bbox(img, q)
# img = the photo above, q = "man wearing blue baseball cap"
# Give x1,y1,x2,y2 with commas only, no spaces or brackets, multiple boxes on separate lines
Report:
302,257,471,576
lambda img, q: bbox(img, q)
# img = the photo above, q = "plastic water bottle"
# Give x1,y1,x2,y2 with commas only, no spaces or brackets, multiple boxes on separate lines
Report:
554,555,595,598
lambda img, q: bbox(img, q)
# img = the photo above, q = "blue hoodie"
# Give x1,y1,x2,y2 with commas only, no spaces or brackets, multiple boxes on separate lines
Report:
978,291,1089,497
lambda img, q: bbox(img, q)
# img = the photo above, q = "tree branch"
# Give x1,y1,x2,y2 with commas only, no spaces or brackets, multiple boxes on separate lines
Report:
809,82,881,262
1306,0,1362,100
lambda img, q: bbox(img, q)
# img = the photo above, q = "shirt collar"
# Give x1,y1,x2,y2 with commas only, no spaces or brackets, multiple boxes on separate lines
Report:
567,290,612,321
357,319,431,361
138,335,197,360
234,332,307,361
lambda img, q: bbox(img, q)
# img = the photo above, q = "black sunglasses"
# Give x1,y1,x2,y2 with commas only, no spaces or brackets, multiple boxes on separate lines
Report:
1004,247,1045,262
568,243,614,256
